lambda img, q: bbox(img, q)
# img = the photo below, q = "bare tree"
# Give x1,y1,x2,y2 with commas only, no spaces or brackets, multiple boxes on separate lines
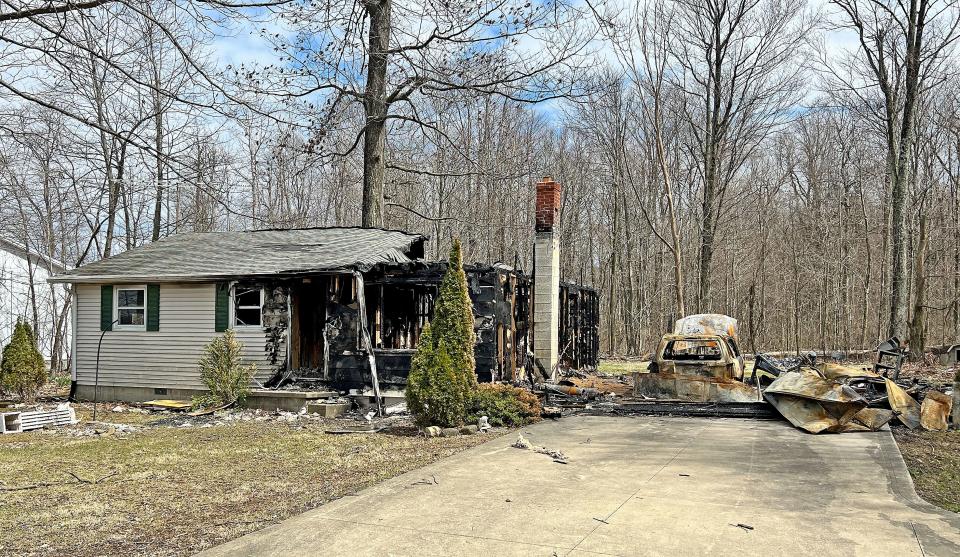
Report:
610,2,688,317
670,0,810,310
265,0,598,227
827,0,960,340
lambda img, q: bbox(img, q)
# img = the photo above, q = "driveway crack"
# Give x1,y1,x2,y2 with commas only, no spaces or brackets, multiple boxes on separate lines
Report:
564,421,711,556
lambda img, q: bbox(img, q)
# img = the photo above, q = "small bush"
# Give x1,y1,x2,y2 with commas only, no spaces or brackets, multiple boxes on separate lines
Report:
0,320,46,401
52,372,72,390
195,329,256,409
405,324,467,427
467,383,542,427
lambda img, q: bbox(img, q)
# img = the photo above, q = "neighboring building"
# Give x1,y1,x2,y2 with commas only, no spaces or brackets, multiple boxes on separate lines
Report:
931,344,960,367
51,218,599,406
0,236,69,365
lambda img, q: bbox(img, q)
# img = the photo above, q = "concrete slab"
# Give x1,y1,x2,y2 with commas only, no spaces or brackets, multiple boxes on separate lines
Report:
196,416,960,557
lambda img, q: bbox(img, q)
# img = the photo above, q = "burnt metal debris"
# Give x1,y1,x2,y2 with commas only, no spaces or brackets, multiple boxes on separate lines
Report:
763,372,868,433
919,390,953,432
749,355,953,433
874,337,908,379
583,314,958,433
885,378,922,429
756,359,953,434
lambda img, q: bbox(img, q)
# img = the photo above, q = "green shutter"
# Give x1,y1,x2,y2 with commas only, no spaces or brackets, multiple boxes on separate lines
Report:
215,282,230,332
100,285,113,331
147,284,160,331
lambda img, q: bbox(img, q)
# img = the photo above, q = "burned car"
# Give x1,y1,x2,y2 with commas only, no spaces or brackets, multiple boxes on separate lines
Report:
649,334,745,380
635,314,757,403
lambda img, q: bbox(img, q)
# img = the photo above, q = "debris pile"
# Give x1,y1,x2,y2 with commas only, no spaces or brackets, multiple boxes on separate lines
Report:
531,373,634,414
553,329,954,434
751,342,954,433
512,433,568,464
763,371,881,433
1,403,77,434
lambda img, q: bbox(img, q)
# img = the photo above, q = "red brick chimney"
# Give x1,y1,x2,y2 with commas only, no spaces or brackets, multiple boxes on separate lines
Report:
533,176,561,379
535,176,561,232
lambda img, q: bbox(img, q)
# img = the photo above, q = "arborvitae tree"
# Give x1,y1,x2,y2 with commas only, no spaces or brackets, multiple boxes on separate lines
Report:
1,320,46,401
431,239,477,394
406,239,477,427
405,324,466,427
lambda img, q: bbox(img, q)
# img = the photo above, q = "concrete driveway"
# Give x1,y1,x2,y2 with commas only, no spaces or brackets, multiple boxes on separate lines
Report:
198,416,960,556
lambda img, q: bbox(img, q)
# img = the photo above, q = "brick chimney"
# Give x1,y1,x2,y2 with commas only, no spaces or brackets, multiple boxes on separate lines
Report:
535,176,561,232
533,176,561,380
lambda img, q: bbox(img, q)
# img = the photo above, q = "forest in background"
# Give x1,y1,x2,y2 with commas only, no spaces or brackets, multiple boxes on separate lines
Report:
1,0,959,365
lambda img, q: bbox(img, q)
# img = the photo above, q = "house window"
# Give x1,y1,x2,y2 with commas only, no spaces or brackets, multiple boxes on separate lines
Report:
233,286,263,327
115,286,146,329
365,284,436,349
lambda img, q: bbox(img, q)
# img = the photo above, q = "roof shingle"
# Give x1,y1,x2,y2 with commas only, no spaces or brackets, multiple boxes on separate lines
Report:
51,227,426,283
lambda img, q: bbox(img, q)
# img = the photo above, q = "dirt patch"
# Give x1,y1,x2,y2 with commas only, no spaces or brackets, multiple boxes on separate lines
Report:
894,428,960,513
0,416,502,556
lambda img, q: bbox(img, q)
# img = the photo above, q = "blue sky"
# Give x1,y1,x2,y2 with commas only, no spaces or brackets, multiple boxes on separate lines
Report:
207,0,862,121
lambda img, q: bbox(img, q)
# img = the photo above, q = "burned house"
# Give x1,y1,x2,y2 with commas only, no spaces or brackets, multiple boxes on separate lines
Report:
51,179,599,407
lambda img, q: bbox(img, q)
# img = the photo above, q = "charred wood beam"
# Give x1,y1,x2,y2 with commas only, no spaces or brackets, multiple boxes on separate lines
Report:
354,271,383,416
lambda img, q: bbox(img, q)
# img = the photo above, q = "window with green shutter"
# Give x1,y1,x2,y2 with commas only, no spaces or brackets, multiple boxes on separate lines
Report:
215,282,230,332
147,284,160,331
114,286,147,330
100,285,113,331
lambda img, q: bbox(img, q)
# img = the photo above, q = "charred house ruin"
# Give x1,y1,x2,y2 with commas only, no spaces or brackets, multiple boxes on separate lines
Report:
53,177,599,405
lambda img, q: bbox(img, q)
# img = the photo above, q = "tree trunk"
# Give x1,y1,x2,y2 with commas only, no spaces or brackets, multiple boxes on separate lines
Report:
887,170,910,340
908,214,927,359
152,103,164,241
699,146,717,311
361,0,390,228
698,15,724,313
953,370,960,430
887,0,925,341
652,99,685,317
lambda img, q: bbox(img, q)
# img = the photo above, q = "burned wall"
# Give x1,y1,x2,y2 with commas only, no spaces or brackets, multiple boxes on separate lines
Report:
280,264,599,391
262,284,289,367
306,263,529,390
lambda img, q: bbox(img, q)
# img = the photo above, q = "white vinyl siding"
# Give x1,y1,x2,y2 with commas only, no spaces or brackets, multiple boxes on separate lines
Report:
74,282,281,389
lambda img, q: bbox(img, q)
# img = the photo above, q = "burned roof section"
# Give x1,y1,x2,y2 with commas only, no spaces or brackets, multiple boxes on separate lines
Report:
51,227,427,283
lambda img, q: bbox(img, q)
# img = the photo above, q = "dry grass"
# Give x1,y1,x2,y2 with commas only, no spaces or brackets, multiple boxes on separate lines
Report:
597,359,648,375
894,428,960,513
0,416,499,556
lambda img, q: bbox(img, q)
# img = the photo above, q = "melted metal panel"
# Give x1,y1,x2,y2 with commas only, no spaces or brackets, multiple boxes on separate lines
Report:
885,378,921,430
763,372,868,434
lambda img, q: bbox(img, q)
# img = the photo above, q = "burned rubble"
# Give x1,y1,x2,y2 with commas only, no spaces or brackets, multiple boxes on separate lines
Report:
531,319,955,435
259,261,600,407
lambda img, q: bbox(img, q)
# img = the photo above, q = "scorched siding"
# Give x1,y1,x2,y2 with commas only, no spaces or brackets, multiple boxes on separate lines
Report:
74,283,280,389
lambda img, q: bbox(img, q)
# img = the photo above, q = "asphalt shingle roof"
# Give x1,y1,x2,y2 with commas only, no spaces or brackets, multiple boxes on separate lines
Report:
50,227,426,283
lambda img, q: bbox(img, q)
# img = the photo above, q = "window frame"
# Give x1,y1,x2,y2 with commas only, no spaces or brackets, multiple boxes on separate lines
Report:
662,338,725,362
231,285,264,329
114,285,147,331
